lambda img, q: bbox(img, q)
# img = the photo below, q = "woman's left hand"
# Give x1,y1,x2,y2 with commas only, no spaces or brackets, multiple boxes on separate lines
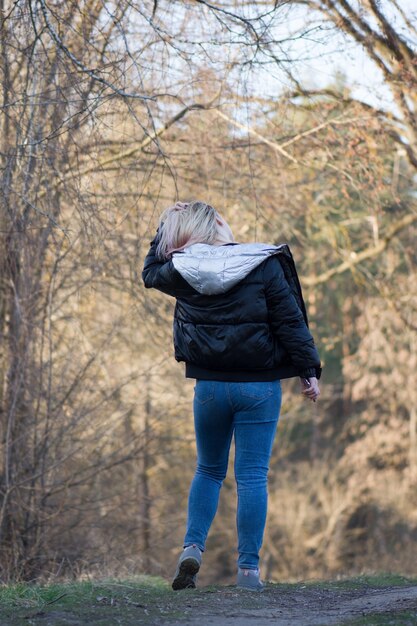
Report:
300,377,320,402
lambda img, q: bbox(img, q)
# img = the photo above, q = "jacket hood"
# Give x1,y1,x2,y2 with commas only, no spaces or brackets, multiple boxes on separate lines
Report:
172,242,288,295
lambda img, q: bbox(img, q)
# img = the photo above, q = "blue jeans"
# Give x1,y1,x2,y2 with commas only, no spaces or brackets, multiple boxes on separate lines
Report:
184,379,282,570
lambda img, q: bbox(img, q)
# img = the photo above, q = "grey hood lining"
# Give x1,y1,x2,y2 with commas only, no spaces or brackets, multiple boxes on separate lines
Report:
172,243,288,295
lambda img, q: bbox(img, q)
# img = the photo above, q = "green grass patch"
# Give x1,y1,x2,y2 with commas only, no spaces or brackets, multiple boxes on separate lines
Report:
297,573,417,591
0,575,173,625
340,609,417,625
0,575,168,607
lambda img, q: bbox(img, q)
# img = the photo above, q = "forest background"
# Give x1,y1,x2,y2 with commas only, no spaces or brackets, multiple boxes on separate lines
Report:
0,0,416,585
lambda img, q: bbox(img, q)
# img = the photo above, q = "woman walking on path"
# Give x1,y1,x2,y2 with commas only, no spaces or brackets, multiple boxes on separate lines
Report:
142,201,321,591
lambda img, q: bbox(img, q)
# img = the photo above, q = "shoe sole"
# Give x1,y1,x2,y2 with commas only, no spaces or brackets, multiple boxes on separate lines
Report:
172,557,200,591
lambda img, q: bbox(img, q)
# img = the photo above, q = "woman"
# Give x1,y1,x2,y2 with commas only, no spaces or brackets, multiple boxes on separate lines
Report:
142,200,321,591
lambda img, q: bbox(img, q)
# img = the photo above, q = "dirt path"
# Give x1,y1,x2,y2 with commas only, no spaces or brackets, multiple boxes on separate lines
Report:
3,578,417,625
164,584,417,626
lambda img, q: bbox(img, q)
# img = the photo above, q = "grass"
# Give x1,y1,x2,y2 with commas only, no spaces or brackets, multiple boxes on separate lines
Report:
0,573,416,625
300,573,417,591
0,575,173,625
0,574,168,607
340,610,417,626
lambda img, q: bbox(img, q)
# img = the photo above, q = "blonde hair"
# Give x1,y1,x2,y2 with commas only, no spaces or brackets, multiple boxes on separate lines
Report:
156,200,218,260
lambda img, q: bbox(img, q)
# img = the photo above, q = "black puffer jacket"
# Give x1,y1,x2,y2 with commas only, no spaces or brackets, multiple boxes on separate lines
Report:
142,235,322,382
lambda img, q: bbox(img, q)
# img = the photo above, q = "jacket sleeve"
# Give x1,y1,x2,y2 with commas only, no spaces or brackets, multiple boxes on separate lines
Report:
264,256,322,380
141,231,190,298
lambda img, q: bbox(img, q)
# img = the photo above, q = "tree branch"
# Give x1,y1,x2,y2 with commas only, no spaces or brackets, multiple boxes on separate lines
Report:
213,108,299,164
36,97,219,198
302,212,417,286
288,88,404,126
37,0,155,102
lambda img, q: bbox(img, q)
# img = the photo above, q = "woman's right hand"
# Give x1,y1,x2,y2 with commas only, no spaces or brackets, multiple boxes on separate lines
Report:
300,377,320,402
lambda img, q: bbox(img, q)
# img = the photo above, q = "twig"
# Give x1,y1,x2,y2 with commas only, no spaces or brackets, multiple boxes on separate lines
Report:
302,212,417,286
37,0,155,101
